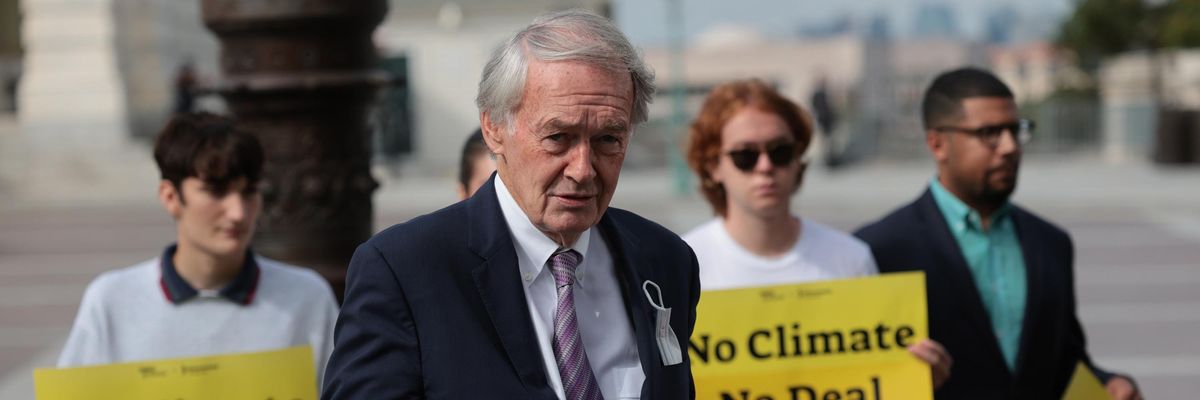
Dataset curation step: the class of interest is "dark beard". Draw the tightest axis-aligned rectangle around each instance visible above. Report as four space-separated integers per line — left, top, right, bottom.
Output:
979 186 1012 207
979 178 1016 207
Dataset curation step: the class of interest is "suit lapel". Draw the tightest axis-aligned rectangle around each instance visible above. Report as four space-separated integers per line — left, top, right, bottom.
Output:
467 176 554 397
915 190 1010 375
597 212 661 399
1010 207 1045 380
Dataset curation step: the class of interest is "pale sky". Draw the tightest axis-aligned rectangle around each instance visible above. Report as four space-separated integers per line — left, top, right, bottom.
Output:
611 0 1074 47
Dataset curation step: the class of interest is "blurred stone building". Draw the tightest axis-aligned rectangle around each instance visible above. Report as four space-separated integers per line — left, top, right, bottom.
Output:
5 0 609 200
640 30 892 165
372 0 610 174
639 31 989 163
7 0 1181 202
1100 50 1200 163
13 0 218 200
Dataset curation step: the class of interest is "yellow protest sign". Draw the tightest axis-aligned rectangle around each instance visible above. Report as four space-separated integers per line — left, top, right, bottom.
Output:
35 345 317 400
1063 361 1112 400
691 272 932 400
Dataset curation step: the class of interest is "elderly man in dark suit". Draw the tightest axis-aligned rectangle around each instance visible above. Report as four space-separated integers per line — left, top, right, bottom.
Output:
321 10 700 400
855 68 1140 400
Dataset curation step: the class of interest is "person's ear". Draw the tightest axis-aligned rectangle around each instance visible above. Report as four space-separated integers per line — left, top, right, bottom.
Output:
480 112 506 162
159 180 183 219
927 130 950 163
705 153 724 187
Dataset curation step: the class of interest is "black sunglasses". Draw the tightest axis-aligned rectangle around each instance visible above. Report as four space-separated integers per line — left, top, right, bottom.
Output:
726 142 798 172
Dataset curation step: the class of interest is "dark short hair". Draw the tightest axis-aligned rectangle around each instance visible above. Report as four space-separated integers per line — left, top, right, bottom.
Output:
458 128 489 189
153 112 264 199
686 79 813 217
921 67 1014 130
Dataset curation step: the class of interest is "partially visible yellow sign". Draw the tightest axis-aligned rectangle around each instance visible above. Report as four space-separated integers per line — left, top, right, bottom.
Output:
1063 361 1112 400
34 345 317 400
691 272 932 400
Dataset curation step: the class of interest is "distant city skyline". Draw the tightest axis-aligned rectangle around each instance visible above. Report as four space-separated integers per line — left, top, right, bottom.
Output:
612 0 1073 46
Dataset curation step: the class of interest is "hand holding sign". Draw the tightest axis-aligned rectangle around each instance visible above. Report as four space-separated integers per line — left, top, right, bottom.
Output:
906 338 952 389
1105 376 1140 400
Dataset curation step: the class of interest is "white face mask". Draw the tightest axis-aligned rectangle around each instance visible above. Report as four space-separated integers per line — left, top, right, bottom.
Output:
643 280 683 366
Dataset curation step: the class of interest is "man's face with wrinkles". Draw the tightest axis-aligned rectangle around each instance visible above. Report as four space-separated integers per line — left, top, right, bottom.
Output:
482 60 634 245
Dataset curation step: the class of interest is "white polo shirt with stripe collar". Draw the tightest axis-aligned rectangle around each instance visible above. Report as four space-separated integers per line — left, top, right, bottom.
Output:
58 245 339 382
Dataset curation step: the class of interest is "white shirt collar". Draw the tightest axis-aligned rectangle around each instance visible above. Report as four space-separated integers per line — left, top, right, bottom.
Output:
494 176 592 288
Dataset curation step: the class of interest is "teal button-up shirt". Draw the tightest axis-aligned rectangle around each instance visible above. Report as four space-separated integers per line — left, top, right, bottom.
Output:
930 178 1027 372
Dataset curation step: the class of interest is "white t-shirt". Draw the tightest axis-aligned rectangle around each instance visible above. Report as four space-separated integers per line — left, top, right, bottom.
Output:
58 256 339 381
683 217 878 291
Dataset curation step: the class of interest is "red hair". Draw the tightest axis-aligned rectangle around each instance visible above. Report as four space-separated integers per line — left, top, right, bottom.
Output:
685 79 813 217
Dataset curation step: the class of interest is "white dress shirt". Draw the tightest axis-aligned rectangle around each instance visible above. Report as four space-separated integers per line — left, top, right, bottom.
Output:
495 177 645 399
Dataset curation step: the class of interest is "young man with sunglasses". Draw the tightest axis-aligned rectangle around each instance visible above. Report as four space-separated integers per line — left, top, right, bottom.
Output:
683 79 953 388
855 68 1141 399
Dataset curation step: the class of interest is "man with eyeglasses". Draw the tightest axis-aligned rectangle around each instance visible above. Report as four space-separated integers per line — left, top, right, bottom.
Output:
855 68 1141 399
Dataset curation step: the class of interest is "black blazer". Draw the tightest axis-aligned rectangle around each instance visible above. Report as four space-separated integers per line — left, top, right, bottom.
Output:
854 189 1115 400
322 175 700 399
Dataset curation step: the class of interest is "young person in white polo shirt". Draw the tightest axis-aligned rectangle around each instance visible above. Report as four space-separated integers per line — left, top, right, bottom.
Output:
682 79 953 389
58 113 339 381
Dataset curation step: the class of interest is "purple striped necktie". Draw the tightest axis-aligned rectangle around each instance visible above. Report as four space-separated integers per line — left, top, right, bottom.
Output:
549 250 604 400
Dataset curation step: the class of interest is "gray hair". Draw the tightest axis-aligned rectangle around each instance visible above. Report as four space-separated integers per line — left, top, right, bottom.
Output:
476 9 656 130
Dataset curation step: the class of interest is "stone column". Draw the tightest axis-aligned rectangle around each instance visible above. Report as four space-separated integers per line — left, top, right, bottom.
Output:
201 0 387 300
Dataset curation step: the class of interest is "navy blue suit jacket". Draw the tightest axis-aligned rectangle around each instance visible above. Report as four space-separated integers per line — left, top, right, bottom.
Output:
322 176 700 399
854 189 1119 399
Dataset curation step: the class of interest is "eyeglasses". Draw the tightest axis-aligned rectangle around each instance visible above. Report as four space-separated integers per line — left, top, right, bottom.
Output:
725 142 798 172
934 118 1035 148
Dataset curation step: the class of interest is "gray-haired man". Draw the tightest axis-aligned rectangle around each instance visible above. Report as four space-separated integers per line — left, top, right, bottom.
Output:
321 10 700 400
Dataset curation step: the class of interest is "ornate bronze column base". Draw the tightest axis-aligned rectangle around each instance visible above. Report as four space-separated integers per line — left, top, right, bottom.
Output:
201 1 389 301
